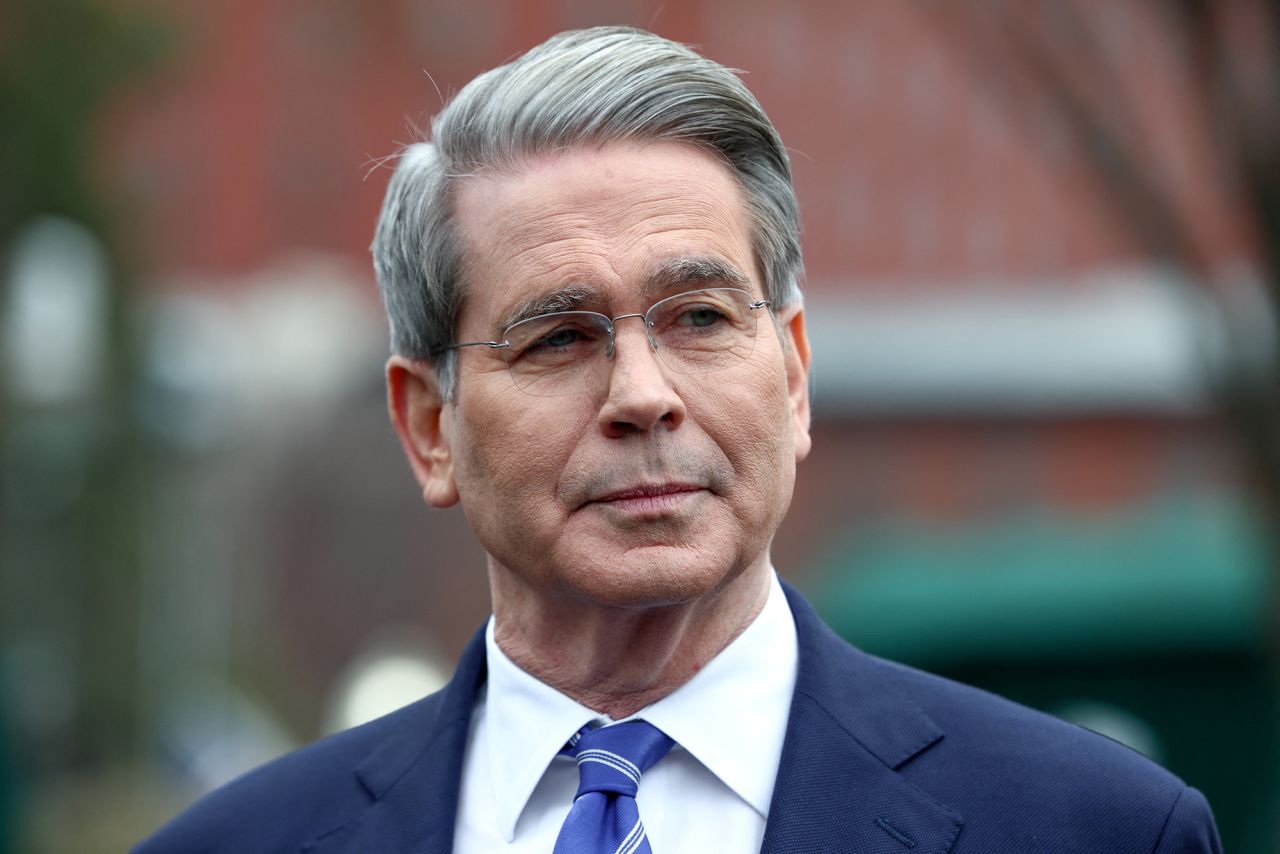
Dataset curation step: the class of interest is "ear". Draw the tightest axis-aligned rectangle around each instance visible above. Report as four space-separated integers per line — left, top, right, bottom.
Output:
778 305 812 463
386 355 459 507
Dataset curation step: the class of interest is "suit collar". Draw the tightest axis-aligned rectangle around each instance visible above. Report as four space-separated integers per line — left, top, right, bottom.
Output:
352 626 484 799
781 580 945 770
761 581 964 853
306 626 487 853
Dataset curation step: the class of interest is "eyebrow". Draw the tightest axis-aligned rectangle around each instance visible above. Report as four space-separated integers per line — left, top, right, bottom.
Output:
644 256 751 297
498 283 602 332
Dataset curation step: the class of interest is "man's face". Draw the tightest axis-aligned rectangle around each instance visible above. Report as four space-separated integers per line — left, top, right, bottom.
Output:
393 141 811 609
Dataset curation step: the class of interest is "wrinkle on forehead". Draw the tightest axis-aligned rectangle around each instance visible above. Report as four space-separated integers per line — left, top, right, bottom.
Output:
473 188 743 270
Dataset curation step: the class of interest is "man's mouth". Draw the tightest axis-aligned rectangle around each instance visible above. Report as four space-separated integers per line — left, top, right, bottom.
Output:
586 482 707 513
594 483 703 502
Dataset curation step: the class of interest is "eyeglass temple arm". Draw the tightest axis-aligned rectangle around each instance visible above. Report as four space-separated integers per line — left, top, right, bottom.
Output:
430 340 511 356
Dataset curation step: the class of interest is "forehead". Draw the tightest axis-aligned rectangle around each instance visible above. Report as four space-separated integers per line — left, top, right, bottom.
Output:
452 142 757 328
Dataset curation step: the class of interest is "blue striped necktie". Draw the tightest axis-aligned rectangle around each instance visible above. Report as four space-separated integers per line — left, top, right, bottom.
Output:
553 720 675 854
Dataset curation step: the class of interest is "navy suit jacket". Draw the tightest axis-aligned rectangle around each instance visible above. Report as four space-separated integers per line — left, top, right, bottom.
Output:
137 582 1221 852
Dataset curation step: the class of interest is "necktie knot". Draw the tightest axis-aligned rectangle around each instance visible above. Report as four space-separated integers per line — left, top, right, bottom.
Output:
565 720 674 799
553 719 673 854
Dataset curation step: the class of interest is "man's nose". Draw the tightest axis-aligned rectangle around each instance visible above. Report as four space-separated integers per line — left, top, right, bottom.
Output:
597 318 686 437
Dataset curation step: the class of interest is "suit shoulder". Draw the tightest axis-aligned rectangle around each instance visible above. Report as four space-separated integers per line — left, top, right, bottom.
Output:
865 653 1222 847
784 588 1223 851
876 654 1181 781
134 692 444 854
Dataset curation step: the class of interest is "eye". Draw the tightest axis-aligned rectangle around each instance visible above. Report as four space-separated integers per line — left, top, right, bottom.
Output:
650 290 743 337
508 315 605 363
681 306 724 328
537 326 586 349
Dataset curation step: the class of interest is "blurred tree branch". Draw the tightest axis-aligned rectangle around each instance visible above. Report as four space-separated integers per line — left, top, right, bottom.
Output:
926 0 1280 516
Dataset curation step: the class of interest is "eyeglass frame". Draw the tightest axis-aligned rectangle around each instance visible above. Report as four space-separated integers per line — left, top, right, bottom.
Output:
430 286 772 368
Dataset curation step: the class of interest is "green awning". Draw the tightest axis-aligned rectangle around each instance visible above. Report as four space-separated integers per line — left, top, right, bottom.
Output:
807 495 1274 667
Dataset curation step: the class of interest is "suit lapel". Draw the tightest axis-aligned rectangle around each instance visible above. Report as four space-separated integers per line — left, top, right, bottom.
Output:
305 627 487 853
761 584 964 853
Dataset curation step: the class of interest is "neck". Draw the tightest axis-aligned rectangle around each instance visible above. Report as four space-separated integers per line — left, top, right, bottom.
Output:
488 560 772 719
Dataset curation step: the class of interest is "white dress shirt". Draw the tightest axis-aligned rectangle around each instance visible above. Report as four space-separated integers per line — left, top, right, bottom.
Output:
453 570 799 853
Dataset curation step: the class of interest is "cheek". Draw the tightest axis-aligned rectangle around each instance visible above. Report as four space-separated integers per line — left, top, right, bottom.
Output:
699 364 795 489
453 419 569 560
455 398 585 511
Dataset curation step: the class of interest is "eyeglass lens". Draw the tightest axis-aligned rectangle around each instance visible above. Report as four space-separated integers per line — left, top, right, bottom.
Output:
499 287 762 396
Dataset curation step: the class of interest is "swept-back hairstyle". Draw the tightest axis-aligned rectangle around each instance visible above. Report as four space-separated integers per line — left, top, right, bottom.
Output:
371 26 802 399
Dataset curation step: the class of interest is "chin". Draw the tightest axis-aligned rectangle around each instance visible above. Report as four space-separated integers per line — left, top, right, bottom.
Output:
555 542 750 610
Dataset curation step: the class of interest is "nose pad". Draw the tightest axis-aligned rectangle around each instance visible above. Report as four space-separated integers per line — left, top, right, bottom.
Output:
605 314 658 361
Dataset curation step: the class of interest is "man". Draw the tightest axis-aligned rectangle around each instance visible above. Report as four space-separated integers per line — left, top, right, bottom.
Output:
138 27 1221 853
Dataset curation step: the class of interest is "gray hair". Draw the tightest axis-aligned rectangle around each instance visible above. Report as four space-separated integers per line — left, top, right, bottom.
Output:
371 26 803 400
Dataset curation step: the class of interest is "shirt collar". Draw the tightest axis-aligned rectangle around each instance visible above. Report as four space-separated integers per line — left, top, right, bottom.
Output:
483 617 599 842
483 570 798 840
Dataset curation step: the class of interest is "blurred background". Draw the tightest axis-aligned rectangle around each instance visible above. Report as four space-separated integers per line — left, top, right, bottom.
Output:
2 0 1278 851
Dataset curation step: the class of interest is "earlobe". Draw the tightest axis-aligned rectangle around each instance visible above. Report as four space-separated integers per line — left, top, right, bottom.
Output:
781 307 813 463
386 356 459 507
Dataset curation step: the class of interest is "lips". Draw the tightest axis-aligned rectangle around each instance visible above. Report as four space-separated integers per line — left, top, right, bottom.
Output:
590 482 705 504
